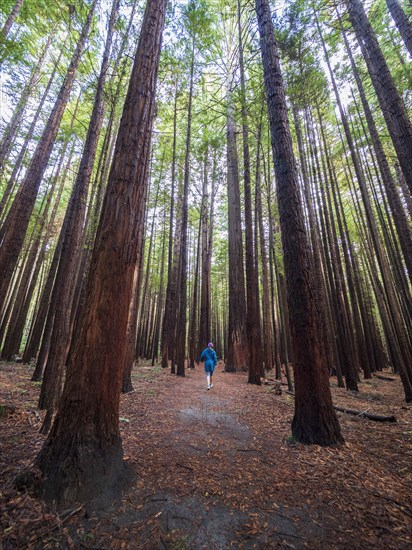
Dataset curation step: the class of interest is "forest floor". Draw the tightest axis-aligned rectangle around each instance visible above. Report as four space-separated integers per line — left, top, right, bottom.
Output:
1 360 412 549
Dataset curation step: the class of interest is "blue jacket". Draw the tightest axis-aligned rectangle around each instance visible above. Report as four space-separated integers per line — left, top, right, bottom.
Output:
200 347 217 368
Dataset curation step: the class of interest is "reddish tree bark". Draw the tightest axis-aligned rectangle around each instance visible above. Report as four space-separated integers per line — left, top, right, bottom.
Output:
23 0 167 506
0 0 97 309
345 0 412 195
256 0 343 445
226 91 248 372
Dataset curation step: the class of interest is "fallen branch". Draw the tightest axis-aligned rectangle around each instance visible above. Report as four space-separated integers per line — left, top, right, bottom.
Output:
30 504 84 543
176 462 193 471
283 391 397 422
333 406 397 423
374 374 397 382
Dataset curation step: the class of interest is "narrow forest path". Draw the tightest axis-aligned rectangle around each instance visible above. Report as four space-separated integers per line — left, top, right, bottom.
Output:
1 361 412 549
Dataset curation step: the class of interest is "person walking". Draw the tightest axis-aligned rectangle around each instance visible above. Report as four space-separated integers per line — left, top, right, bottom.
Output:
200 342 218 390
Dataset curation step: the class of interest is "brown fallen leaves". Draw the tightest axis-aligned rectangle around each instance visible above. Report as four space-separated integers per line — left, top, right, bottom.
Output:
0 360 411 549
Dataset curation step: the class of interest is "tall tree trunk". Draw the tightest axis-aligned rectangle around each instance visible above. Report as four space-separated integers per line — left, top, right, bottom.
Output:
198 149 211 353
38 0 120 433
188 210 201 369
122 265 139 393
256 122 273 373
0 0 97 309
23 143 77 370
175 42 195 378
344 0 412 195
386 0 412 57
0 0 23 38
238 0 262 384
161 85 178 369
0 36 67 223
318 13 412 395
151 208 168 365
0 158 62 360
226 89 248 373
26 0 167 506
294 105 339 383
339 14 412 285
256 0 343 445
0 27 55 171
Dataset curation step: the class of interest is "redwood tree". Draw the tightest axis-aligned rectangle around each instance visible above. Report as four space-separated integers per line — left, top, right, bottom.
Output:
0 0 97 309
20 0 168 505
255 0 343 445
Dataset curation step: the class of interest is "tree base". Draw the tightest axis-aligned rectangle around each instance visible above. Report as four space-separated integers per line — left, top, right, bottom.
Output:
292 415 344 447
15 443 134 511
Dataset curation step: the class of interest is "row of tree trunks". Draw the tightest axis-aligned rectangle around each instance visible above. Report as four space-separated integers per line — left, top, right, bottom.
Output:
0 0 98 310
344 0 412 195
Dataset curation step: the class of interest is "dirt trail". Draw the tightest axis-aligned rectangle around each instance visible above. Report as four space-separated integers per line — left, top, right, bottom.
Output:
1 360 412 549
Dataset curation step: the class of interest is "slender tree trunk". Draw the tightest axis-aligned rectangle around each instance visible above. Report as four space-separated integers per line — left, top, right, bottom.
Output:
318 14 412 395
24 144 77 370
344 0 412 195
386 0 412 57
256 125 273 373
0 36 67 223
226 88 248 373
339 15 412 285
0 0 97 308
238 0 262 384
176 42 196 378
27 0 167 506
256 0 343 445
198 149 211 353
151 209 167 365
294 105 339 383
0 27 55 171
0 161 62 360
188 211 201 369
161 86 178 369
122 265 139 393
0 0 23 38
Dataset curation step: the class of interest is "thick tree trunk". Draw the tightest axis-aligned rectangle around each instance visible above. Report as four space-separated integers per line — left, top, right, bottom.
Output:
256 0 343 445
38 0 120 432
26 0 167 506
